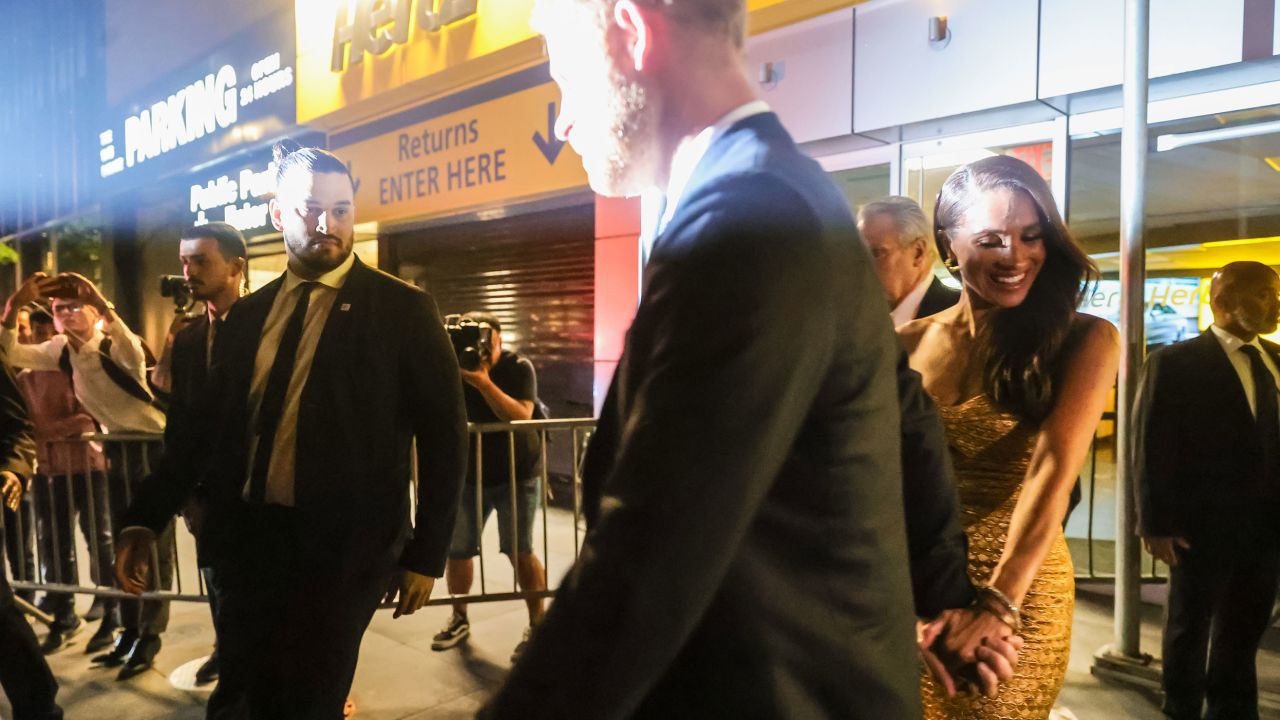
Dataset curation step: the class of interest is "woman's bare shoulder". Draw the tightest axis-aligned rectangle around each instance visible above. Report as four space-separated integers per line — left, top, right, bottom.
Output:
1071 312 1121 351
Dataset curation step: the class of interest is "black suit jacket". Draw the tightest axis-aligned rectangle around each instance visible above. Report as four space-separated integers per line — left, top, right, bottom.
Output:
1135 330 1280 538
0 358 35 483
915 276 961 319
127 258 467 578
164 315 211 465
484 113 948 720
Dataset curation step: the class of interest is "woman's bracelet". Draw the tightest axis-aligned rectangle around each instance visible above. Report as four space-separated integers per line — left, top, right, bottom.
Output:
974 584 1022 633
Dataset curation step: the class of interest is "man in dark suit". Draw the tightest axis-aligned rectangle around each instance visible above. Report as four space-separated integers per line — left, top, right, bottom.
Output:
117 143 468 718
481 2 1016 718
148 221 248 685
0 360 62 719
858 196 960 326
1136 260 1280 720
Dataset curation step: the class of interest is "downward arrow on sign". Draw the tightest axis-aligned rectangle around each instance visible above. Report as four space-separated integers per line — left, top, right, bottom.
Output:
532 101 566 165
346 161 362 193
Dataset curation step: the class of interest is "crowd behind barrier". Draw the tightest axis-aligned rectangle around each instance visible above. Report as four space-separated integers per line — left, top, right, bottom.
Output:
1 420 599 616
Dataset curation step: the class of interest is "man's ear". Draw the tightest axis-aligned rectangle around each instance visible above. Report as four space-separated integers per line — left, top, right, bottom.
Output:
269 198 284 232
614 0 660 73
911 237 928 267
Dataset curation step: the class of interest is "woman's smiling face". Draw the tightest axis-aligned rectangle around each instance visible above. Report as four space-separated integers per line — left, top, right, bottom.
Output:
945 186 1047 309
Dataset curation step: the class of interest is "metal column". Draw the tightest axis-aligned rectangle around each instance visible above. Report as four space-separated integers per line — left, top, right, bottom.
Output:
1114 0 1150 661
1093 0 1154 685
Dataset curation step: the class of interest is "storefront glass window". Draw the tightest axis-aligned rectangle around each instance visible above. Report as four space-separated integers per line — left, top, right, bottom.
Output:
1065 102 1280 576
1069 103 1280 345
828 163 892 217
905 141 1054 226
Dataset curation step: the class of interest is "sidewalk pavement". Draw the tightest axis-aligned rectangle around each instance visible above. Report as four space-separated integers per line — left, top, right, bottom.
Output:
5 506 1278 719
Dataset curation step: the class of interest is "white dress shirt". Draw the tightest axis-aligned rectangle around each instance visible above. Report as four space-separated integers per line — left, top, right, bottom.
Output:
246 251 356 506
1 323 165 434
640 100 772 267
1210 324 1280 420
891 273 937 328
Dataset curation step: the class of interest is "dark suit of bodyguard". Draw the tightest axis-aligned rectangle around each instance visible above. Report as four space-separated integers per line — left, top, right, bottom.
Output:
1135 262 1280 720
123 146 467 719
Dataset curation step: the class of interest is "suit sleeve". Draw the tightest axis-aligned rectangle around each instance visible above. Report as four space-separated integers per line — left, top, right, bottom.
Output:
122 331 213 534
0 360 35 480
897 350 973 617
399 290 467 577
1134 349 1180 537
482 180 839 720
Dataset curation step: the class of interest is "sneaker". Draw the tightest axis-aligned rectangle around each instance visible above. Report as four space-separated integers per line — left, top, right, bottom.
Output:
510 626 532 663
430 613 470 651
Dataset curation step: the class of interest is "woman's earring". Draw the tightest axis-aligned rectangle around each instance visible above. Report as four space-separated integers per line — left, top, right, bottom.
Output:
943 256 960 273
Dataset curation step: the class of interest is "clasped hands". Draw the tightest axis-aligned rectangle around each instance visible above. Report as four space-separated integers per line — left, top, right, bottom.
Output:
917 604 1024 698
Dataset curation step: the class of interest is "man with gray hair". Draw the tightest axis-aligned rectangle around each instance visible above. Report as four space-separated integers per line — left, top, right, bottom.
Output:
858 196 959 326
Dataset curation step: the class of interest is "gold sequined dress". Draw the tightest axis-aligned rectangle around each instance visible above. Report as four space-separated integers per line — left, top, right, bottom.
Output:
921 395 1074 720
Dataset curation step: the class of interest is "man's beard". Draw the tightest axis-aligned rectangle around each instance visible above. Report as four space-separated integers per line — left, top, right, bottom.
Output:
589 60 662 198
285 230 352 275
1240 311 1280 336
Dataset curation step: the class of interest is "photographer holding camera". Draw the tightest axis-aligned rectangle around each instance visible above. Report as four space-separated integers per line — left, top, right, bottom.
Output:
1 271 172 679
433 311 547 661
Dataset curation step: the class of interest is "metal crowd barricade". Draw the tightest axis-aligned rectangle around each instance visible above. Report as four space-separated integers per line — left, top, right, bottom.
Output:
0 422 601 615
3 432 210 615
427 418 596 608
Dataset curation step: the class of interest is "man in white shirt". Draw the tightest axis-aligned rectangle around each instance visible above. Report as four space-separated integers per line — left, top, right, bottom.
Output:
1136 261 1280 720
857 196 959 327
0 272 172 678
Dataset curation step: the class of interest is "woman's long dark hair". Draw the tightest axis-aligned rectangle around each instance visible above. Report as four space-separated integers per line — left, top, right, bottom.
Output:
933 155 1098 425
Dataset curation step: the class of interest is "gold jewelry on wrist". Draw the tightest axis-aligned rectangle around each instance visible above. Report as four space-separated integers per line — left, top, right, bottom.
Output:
974 584 1022 633
100 300 116 314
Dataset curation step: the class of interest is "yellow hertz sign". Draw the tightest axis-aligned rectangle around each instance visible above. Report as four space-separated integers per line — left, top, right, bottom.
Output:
335 80 586 224
331 0 477 71
299 0 805 123
296 0 538 123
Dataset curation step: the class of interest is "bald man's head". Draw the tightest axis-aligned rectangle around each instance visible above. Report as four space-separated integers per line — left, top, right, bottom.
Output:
1210 261 1280 340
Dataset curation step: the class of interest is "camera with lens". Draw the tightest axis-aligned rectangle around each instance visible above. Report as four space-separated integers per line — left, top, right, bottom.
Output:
444 314 495 371
158 275 194 313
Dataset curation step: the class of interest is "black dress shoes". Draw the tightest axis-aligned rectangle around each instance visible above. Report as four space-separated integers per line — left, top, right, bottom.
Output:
90 628 138 667
195 649 219 685
116 634 162 680
40 617 83 655
85 612 121 654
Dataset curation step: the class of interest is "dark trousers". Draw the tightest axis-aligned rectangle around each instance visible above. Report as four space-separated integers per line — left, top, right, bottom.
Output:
200 560 222 649
32 472 117 627
106 441 173 635
207 505 394 720
0 536 63 719
2 497 35 602
1162 520 1280 720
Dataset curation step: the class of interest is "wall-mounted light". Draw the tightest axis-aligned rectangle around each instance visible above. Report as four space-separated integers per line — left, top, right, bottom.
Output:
928 16 951 48
758 61 785 90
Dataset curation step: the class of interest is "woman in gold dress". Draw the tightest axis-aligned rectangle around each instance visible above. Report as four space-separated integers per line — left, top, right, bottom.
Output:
899 155 1119 719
